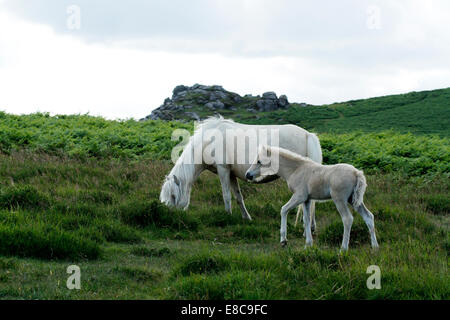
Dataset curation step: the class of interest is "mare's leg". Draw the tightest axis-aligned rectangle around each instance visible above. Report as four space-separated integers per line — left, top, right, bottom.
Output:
354 202 379 249
333 198 354 251
217 165 232 214
230 175 252 220
303 200 314 247
295 205 302 228
280 193 305 246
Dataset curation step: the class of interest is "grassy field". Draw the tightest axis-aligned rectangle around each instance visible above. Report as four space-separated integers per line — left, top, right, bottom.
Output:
0 88 449 299
0 152 448 299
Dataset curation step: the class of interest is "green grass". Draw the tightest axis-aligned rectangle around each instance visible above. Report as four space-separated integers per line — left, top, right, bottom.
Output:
0 224 100 260
0 151 447 299
0 87 448 299
0 185 49 210
237 88 450 137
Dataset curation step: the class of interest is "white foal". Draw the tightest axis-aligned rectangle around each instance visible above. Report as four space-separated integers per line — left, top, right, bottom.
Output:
246 145 379 251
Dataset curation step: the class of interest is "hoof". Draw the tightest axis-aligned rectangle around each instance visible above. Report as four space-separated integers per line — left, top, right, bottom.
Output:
280 240 288 247
244 215 252 221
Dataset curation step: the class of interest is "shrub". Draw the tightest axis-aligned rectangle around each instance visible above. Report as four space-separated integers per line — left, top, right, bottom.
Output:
260 203 279 218
201 208 242 227
423 194 450 215
175 252 229 276
318 219 370 247
168 271 277 299
0 225 100 260
97 222 141 243
51 202 100 216
0 112 192 159
119 199 199 231
59 215 94 231
115 266 162 282
0 185 49 210
374 206 398 222
0 257 17 270
79 190 114 204
131 246 171 257
284 247 342 270
230 225 271 240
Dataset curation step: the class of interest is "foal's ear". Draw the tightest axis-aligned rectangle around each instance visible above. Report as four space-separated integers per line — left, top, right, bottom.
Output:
259 145 267 154
173 175 180 186
262 145 271 157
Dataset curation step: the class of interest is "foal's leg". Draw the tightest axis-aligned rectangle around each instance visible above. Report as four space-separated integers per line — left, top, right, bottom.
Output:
303 200 314 247
280 193 305 246
310 201 317 232
296 201 317 237
230 175 252 220
217 165 232 214
333 199 354 251
354 202 379 249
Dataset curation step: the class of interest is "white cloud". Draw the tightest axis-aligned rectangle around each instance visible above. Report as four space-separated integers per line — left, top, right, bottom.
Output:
0 2 449 120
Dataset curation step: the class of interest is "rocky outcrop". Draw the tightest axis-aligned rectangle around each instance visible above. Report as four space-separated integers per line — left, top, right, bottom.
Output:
142 84 292 121
254 92 290 112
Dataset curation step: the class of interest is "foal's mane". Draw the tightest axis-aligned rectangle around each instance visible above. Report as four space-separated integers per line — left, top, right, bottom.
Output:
264 145 314 164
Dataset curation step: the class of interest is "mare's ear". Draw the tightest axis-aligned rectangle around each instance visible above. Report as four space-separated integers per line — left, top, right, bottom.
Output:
173 175 180 186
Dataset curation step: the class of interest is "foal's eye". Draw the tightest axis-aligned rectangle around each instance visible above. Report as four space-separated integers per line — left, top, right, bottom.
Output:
257 160 261 165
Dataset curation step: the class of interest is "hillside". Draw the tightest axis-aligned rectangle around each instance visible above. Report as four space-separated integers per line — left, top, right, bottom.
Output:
246 88 450 136
0 87 449 300
145 86 450 136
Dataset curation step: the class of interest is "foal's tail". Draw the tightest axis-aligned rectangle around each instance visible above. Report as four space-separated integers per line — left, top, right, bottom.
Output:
352 170 367 207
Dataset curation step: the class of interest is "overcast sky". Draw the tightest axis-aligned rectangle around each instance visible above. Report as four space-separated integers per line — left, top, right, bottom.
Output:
0 0 449 120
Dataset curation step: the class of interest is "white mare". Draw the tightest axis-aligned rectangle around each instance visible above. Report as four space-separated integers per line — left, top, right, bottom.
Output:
246 145 379 251
160 117 322 225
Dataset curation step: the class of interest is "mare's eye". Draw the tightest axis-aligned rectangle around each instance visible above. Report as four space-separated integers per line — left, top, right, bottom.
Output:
257 160 261 165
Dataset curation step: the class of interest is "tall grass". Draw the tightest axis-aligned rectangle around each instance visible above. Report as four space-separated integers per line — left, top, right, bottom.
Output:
0 110 448 299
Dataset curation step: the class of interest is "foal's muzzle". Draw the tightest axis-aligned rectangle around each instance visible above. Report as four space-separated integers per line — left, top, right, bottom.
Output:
246 172 253 181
